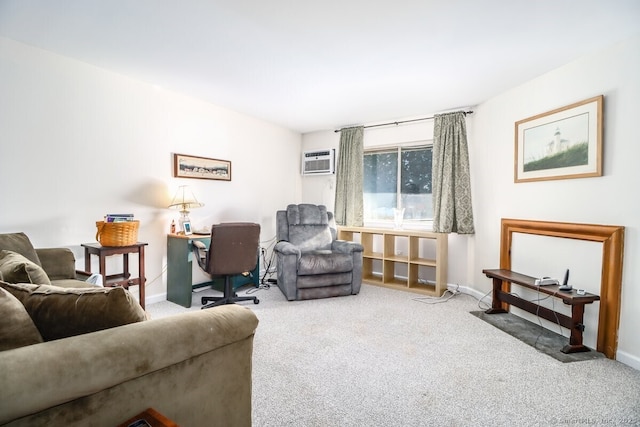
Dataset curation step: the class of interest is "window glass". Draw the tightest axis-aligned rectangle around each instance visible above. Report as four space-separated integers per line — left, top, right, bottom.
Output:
401 147 433 220
364 145 432 223
363 150 397 220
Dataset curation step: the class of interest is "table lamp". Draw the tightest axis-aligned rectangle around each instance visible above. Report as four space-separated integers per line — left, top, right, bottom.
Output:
169 185 204 230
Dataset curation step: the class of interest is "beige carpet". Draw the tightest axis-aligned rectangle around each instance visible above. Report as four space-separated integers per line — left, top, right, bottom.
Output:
147 283 640 426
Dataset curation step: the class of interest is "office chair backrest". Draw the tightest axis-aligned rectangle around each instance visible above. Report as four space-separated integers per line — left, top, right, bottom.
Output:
206 222 260 276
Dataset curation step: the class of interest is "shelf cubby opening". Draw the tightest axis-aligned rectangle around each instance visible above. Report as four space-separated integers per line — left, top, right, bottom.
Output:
338 226 447 297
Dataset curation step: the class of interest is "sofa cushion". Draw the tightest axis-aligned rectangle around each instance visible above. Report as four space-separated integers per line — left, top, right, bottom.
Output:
0 281 147 341
0 250 51 285
0 232 42 266
50 278 99 289
0 287 44 350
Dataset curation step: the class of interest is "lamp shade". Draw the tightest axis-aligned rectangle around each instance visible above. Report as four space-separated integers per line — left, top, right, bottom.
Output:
169 185 204 212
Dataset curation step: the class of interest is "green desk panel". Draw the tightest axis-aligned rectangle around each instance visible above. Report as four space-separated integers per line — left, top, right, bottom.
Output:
167 234 259 308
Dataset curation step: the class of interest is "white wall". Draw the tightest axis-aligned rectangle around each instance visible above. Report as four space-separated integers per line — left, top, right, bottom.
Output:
0 37 302 301
470 34 640 368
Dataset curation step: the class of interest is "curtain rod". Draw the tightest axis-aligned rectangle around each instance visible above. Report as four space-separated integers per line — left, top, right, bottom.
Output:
333 110 474 133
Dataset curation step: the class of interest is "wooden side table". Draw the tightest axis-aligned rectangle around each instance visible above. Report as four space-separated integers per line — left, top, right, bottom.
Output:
118 407 178 427
82 242 148 309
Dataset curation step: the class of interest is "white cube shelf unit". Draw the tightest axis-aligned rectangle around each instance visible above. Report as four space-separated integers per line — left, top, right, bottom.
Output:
337 227 448 297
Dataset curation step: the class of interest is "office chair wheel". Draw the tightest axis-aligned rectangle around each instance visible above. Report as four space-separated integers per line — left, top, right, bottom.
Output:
254 298 259 304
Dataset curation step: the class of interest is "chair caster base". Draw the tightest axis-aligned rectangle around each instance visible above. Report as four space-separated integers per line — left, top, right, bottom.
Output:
201 294 259 309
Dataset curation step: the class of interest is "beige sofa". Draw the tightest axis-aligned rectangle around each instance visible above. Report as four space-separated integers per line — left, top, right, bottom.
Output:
0 233 258 426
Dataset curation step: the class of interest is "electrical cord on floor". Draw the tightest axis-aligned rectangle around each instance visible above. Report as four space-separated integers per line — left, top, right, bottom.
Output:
245 282 271 294
475 289 493 311
412 284 462 305
495 288 565 351
259 248 277 287
253 235 278 288
424 282 491 310
531 288 565 351
507 290 563 335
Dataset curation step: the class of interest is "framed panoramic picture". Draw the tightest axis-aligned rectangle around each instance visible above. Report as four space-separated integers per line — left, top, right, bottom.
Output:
514 95 603 183
173 153 231 181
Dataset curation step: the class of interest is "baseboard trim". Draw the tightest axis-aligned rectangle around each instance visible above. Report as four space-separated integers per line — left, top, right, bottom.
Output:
449 284 491 305
616 350 640 371
144 292 167 306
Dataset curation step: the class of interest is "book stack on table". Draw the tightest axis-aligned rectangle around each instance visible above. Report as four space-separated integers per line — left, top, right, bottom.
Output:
105 213 135 223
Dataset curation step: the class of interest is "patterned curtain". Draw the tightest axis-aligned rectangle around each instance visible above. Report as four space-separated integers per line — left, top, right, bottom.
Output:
432 112 475 234
334 126 364 226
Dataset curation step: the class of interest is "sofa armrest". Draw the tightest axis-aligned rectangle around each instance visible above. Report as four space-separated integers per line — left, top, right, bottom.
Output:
74 269 92 281
35 247 77 280
332 240 364 254
0 304 258 425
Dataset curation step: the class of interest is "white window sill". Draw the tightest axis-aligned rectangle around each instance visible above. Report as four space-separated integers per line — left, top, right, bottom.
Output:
363 220 434 232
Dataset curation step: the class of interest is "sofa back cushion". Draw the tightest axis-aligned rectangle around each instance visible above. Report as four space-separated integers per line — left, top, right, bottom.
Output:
0 281 147 341
0 287 44 351
0 232 42 266
0 250 51 285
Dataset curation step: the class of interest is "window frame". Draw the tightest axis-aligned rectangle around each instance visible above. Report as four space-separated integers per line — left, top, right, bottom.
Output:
363 141 434 230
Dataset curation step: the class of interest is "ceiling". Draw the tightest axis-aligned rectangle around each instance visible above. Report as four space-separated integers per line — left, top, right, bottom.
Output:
1 1 639 133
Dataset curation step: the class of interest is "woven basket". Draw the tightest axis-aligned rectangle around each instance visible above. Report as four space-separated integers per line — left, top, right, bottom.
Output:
95 220 139 247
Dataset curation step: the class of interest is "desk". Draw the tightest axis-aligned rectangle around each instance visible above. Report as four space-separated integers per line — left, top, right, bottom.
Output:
82 242 148 309
483 269 600 353
167 234 259 308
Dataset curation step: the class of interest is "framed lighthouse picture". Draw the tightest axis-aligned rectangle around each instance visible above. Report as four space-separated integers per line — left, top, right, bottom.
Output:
514 95 603 183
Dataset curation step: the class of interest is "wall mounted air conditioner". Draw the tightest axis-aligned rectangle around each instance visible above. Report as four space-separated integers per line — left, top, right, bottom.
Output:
302 149 335 175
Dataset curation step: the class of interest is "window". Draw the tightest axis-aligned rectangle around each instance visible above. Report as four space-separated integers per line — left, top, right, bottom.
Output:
363 144 433 223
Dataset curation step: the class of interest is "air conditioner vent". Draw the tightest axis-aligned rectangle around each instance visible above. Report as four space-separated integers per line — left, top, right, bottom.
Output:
302 149 335 175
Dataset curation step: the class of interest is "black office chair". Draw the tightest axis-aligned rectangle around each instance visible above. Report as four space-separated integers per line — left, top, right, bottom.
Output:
193 222 260 309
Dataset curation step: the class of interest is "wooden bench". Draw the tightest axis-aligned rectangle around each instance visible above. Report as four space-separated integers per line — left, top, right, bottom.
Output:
483 269 600 354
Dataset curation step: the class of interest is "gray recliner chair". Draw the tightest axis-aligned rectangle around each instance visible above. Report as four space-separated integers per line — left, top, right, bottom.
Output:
274 204 363 301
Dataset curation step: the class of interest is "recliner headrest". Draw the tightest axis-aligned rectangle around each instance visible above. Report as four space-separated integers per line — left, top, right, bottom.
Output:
286 204 329 225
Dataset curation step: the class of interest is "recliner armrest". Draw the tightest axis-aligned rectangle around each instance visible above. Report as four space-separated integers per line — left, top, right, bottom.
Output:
332 240 364 254
274 241 301 257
